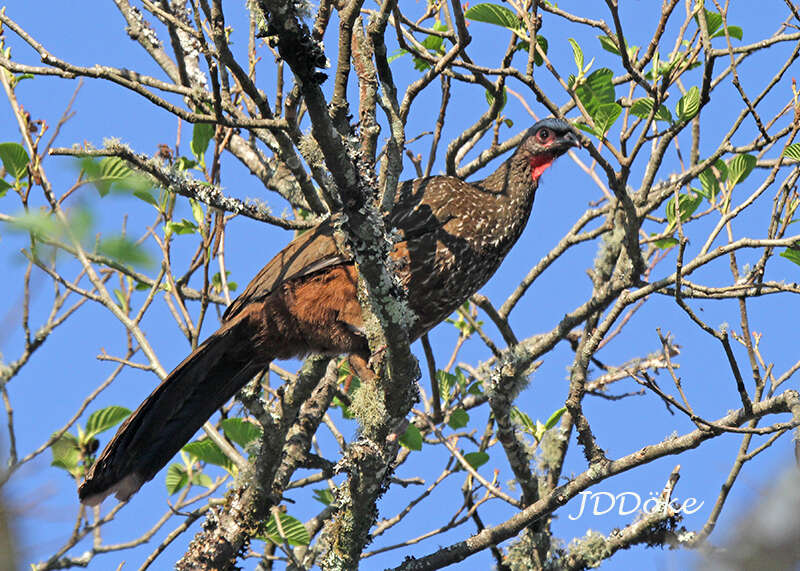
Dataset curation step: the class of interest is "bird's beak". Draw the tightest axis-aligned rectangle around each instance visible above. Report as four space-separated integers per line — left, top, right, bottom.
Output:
561 130 580 150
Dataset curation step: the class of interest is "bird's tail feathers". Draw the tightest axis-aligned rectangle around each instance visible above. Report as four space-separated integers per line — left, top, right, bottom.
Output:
79 320 266 506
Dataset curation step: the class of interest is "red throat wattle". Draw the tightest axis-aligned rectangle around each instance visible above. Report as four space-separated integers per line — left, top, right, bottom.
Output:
529 153 555 182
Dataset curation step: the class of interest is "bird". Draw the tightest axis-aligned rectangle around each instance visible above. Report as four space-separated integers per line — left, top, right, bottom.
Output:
78 117 579 506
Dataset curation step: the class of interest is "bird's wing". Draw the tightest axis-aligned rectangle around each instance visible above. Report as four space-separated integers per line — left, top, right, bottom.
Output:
386 177 462 240
224 175 468 322
222 220 348 321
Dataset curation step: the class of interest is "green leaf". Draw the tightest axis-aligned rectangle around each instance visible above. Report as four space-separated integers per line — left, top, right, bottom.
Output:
8 210 62 239
653 235 679 249
537 36 548 58
448 408 469 429
780 247 800 266
568 38 584 72
454 367 469 389
405 21 449 71
574 68 615 117
50 432 82 478
695 6 742 38
462 451 489 470
211 270 238 293
782 143 800 160
112 288 128 312
648 50 690 81
190 199 204 227
11 73 35 87
437 370 458 405
445 306 481 337
713 158 729 183
533 421 548 442
516 35 548 66
411 56 430 71
183 439 236 475
697 9 723 35
467 380 484 396
726 154 756 187
6 208 81 243
422 22 447 54
98 235 154 268
332 361 361 419
464 3 520 30
166 463 190 495
165 463 212 494
220 418 262 448
711 25 743 40
191 123 214 163
676 86 700 121
165 218 198 236
695 159 729 197
543 407 566 431
728 26 743 40
263 512 310 547
485 86 507 112
702 9 737 39
574 123 599 138
133 189 158 207
597 34 637 59
399 424 423 451
337 358 353 383
593 102 622 135
0 178 11 197
666 193 703 225
313 488 334 506
654 103 673 123
192 472 213 488
664 196 680 225
84 406 131 441
510 407 536 434
175 156 197 171
645 49 691 81
630 98 653 119
0 142 29 181
387 49 409 64
651 49 660 80
80 157 149 197
697 168 719 200
630 97 673 124
644 47 688 80
598 34 620 55
567 73 576 90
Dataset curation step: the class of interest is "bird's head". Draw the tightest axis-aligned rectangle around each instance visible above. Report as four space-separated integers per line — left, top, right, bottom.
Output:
518 118 579 182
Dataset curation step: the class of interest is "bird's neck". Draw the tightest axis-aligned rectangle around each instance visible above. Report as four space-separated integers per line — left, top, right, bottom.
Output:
479 147 549 196
473 148 544 252
482 148 548 207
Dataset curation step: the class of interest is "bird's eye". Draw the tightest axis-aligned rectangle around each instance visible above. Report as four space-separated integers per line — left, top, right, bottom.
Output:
536 128 551 142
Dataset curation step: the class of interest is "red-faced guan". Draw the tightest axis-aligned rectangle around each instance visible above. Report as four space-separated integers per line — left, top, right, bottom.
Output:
79 117 579 505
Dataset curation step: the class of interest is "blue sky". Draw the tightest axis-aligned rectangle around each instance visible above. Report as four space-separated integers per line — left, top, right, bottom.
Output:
1 2 799 570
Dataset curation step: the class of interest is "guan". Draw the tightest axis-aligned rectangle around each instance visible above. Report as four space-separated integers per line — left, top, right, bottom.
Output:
79 117 579 505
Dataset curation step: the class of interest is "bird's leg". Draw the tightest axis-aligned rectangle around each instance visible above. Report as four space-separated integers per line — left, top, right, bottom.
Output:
366 344 388 370
347 352 377 387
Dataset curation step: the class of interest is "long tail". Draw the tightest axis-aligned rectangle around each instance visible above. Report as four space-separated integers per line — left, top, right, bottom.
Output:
79 319 266 506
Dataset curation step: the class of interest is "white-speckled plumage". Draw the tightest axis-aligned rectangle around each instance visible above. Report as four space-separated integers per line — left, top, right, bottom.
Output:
385 118 578 336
